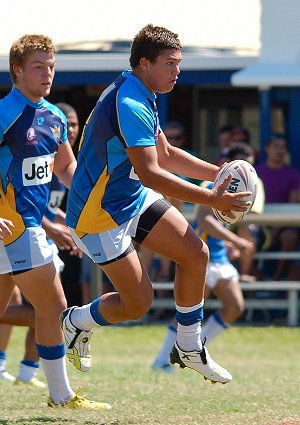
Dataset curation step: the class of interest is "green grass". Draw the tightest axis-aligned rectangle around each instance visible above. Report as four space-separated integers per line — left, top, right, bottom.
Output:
1 325 300 425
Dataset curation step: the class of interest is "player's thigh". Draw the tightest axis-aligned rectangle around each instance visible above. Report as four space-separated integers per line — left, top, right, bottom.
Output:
212 278 244 308
0 275 16 316
141 206 206 266
11 262 66 315
101 249 153 307
9 285 22 304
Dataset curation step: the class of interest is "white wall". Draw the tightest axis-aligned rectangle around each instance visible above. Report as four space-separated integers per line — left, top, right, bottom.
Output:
261 0 300 62
0 0 260 55
232 0 300 86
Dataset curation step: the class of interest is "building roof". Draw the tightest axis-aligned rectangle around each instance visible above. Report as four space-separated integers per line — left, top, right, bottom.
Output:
0 0 260 72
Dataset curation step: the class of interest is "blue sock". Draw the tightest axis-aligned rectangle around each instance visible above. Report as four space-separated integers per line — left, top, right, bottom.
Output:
90 296 111 326
21 360 39 368
0 351 6 360
212 312 229 329
36 343 65 360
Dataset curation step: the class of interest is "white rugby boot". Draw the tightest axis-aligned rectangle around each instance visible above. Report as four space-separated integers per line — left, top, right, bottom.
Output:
0 370 16 382
60 307 92 372
170 340 232 384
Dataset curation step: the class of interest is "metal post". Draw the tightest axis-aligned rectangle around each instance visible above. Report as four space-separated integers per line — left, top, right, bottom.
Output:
287 289 298 327
259 86 272 162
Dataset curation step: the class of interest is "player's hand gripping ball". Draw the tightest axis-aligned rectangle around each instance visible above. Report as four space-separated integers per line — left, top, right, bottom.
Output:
212 160 258 225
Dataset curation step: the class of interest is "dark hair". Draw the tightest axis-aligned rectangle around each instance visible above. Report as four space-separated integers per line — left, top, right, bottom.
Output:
226 142 255 161
218 125 234 134
55 102 77 116
267 133 286 145
129 24 182 68
231 127 250 143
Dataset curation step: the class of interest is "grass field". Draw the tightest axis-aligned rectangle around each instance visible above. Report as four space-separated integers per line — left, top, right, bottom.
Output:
0 324 299 425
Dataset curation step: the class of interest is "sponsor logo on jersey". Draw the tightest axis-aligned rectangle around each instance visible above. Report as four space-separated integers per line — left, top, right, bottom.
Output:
50 125 61 141
37 117 45 126
26 127 38 145
22 153 55 186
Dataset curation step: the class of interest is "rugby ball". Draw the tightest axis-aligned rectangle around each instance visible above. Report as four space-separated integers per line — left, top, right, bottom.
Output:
212 160 258 225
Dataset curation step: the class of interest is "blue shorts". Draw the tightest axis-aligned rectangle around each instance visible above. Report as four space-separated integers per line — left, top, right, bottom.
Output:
0 227 53 274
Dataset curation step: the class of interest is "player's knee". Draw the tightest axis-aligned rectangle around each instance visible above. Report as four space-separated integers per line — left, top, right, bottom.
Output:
183 241 209 275
230 297 245 319
124 294 153 320
35 295 67 319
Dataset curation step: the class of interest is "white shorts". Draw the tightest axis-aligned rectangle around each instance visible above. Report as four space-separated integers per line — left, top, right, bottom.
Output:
70 189 164 265
48 242 65 274
0 227 53 274
205 261 239 289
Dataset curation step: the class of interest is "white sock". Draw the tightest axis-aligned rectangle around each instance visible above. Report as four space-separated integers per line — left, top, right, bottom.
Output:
17 363 38 382
70 304 98 331
0 358 6 372
175 300 204 351
152 324 177 367
176 321 202 352
202 313 230 346
40 356 74 404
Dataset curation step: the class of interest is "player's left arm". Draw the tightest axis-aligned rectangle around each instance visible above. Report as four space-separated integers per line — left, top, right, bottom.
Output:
53 141 77 189
157 131 219 182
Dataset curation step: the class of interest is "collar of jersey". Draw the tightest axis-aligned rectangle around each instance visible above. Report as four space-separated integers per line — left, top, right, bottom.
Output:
122 69 156 102
12 87 45 109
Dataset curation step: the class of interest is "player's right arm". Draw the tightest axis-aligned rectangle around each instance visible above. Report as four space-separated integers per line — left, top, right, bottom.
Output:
126 145 251 217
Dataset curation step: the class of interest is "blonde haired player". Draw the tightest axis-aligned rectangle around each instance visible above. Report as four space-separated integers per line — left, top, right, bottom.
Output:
0 34 110 409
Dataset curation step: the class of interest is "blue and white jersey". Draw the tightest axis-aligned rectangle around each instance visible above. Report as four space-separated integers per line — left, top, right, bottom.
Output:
0 87 68 246
193 181 229 264
66 70 160 234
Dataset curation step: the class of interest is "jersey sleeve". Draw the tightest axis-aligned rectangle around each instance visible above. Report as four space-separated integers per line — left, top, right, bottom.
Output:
117 96 157 148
